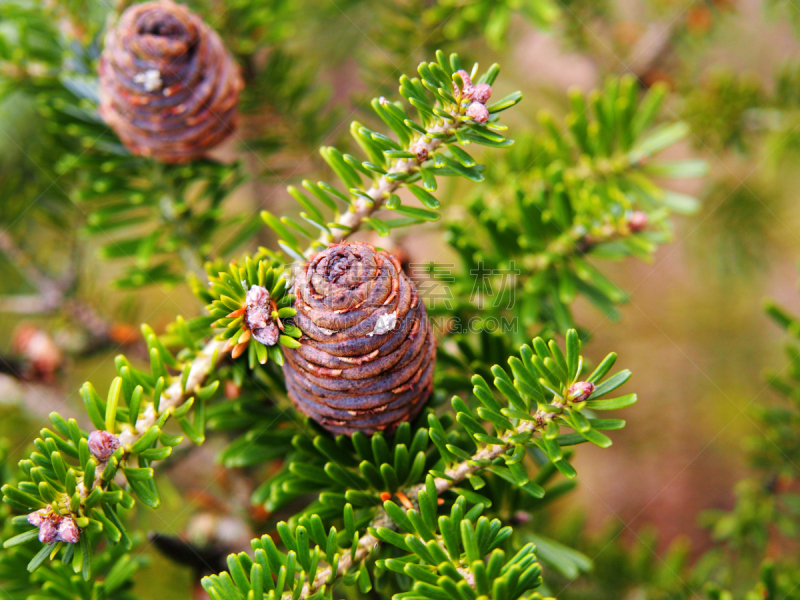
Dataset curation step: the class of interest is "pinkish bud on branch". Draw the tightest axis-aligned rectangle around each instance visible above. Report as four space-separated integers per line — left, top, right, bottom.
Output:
471 83 492 104
453 69 473 97
88 430 121 461
244 285 279 347
628 211 649 233
27 506 81 544
466 102 489 124
567 381 595 403
56 517 81 544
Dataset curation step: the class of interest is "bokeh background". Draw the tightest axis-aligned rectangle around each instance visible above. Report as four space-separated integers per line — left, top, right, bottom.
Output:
3 0 800 596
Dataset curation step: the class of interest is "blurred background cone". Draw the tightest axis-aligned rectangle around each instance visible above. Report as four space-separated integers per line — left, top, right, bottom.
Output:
98 0 243 163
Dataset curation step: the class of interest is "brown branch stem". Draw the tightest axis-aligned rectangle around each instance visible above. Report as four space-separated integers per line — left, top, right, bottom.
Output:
117 338 226 449
308 114 460 256
0 231 115 349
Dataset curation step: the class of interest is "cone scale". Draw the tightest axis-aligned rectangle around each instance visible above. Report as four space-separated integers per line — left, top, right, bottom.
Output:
283 242 436 435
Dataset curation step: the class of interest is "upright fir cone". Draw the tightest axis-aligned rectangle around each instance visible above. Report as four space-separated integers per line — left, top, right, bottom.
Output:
283 242 436 435
98 0 244 163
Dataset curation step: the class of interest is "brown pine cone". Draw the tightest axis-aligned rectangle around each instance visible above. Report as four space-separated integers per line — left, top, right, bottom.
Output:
283 241 436 436
98 0 243 164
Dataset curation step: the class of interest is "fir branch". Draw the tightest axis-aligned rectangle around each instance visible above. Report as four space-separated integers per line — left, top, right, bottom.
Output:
439 78 707 335
309 118 455 254
262 52 521 262
0 231 62 303
298 519 387 597
202 330 634 600
297 401 567 598
0 231 114 348
0 295 53 315
427 405 566 495
0 258 297 579
116 338 226 449
0 331 229 574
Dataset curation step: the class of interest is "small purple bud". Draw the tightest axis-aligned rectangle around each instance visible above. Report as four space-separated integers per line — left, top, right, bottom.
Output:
56 516 80 544
27 507 49 527
409 142 428 162
471 83 492 104
628 211 649 233
513 511 531 524
567 381 595 403
453 69 473 96
38 518 58 544
87 430 120 462
245 306 268 331
466 102 489 124
245 285 279 345
246 285 270 308
252 321 280 346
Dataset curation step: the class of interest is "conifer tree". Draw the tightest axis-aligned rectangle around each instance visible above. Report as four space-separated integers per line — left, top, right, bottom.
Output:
1 1 799 599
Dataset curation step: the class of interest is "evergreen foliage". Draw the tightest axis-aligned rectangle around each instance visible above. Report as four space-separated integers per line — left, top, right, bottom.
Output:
1 1 799 600
441 76 705 338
